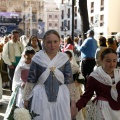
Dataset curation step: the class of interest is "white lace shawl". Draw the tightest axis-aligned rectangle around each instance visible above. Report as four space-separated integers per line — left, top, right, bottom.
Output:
32 50 69 84
90 66 120 101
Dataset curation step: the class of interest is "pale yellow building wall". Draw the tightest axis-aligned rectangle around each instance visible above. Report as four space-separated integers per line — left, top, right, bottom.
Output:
107 0 120 34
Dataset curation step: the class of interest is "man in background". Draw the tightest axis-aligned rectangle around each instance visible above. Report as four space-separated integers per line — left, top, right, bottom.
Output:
77 30 98 88
2 30 24 93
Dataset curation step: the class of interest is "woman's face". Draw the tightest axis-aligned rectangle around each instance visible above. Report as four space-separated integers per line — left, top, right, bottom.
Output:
44 33 60 55
31 37 37 46
101 53 117 72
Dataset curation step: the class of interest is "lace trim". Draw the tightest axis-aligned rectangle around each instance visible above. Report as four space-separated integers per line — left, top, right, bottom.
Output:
67 83 76 100
23 82 35 100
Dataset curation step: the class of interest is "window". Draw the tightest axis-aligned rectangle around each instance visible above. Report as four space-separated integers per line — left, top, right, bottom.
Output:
49 23 52 27
91 2 94 13
55 23 58 27
68 20 70 30
55 15 57 18
100 15 104 26
32 12 37 22
100 0 104 11
90 16 94 23
61 10 64 19
111 32 117 39
74 19 77 29
67 8 70 18
61 22 64 31
61 35 64 39
100 33 103 35
74 7 77 17
49 15 52 19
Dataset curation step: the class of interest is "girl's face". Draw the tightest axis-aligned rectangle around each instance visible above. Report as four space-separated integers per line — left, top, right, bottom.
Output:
31 37 37 46
101 53 117 72
43 33 60 56
24 54 34 64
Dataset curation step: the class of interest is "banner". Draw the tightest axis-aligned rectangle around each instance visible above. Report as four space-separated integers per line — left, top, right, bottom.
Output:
0 25 18 34
0 12 22 35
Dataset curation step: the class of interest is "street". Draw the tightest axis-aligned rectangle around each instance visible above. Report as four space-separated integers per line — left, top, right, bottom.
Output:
0 89 11 120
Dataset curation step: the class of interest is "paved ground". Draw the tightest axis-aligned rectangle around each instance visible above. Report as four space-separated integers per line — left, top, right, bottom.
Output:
0 86 94 120
0 89 11 120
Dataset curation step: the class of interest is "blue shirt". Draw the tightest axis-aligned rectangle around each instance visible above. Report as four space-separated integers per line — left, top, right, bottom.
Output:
116 43 120 62
77 37 98 59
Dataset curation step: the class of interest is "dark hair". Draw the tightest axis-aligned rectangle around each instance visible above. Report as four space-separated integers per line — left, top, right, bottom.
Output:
43 29 60 40
65 51 72 58
108 38 114 44
25 49 35 55
99 36 107 47
79 34 82 38
66 36 74 45
100 48 117 60
11 30 19 35
27 35 42 50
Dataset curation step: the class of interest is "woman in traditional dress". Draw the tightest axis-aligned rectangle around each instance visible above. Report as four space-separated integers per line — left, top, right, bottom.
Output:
23 30 77 120
26 35 42 52
76 48 120 120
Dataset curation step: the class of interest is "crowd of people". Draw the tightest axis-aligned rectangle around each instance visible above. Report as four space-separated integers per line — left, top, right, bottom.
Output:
0 29 120 120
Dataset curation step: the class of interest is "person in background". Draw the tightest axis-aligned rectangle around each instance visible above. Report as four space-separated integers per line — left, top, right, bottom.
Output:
0 36 9 106
0 36 10 89
62 36 74 52
4 46 35 120
7 34 12 41
65 51 80 79
116 32 120 68
26 35 42 52
0 72 2 106
20 35 28 48
95 36 107 67
76 30 98 88
76 48 120 120
23 30 77 120
65 50 85 120
2 30 24 93
78 34 82 46
107 38 117 51
74 37 81 65
12 46 35 107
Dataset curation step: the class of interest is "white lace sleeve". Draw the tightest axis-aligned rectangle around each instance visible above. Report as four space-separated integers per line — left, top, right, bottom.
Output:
67 83 76 101
23 82 35 100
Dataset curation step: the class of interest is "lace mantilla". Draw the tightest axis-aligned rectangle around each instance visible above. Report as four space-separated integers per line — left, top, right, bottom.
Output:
23 82 35 100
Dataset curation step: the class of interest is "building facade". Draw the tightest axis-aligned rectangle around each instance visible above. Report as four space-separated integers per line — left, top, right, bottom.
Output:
87 0 120 39
0 0 45 37
60 0 82 39
43 1 60 32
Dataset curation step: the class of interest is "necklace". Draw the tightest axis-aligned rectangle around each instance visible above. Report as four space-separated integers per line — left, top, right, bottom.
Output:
105 71 113 74
102 67 113 74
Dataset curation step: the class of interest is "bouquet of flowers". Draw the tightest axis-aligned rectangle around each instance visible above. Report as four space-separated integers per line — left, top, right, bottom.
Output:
13 108 40 120
14 108 31 120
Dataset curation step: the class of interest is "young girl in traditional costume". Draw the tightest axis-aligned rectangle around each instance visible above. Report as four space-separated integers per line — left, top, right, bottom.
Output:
76 48 120 120
65 50 85 120
12 46 35 108
4 46 35 120
23 30 77 120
